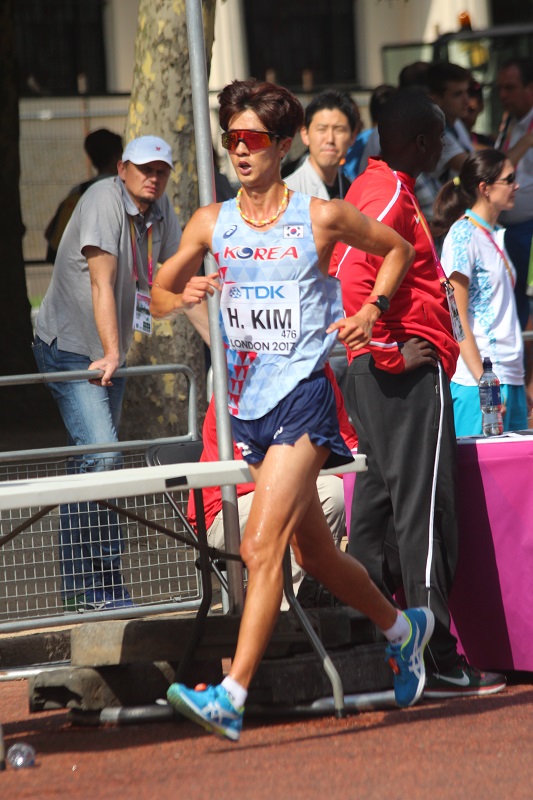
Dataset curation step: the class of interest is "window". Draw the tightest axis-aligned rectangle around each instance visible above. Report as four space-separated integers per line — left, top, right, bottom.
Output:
15 0 106 96
491 0 533 25
244 0 356 91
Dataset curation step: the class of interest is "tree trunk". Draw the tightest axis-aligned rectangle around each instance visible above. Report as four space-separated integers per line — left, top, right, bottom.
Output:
0 0 61 428
120 0 216 442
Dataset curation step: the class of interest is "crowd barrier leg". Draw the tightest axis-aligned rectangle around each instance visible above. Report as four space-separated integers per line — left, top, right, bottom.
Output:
282 549 346 718
174 487 213 683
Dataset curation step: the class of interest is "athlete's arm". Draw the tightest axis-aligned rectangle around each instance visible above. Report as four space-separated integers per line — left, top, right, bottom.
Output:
150 204 220 318
183 303 211 346
311 198 414 350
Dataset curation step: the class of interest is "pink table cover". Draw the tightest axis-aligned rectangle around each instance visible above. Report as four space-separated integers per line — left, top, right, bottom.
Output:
343 435 533 672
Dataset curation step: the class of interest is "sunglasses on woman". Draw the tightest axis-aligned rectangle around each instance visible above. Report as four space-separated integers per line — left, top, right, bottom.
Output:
492 172 517 185
221 129 280 152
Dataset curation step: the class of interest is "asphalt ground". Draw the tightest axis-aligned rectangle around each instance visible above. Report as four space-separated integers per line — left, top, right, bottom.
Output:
3 377 533 798
1 676 533 800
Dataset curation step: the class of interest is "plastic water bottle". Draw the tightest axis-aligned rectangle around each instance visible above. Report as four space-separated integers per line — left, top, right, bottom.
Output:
478 357 503 437
6 743 36 769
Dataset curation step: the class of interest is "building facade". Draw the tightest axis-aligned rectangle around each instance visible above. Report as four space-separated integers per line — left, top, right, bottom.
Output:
17 0 500 264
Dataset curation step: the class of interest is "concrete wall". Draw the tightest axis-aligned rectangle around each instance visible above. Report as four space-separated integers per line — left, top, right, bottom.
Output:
20 96 130 263
20 0 495 264
102 0 140 93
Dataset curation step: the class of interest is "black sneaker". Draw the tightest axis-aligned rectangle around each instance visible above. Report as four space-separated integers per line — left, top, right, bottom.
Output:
424 656 506 699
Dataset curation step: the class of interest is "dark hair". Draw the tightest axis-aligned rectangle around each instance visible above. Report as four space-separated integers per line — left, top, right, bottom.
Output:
398 61 430 90
427 61 471 95
499 57 533 86
432 149 507 237
84 129 123 171
369 84 396 124
377 88 443 154
218 79 303 139
303 89 360 132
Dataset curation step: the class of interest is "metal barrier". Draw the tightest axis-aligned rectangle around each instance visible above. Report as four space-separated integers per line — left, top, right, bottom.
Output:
0 364 205 634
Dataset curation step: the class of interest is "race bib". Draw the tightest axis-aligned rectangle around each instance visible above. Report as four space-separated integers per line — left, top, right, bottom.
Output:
220 280 301 354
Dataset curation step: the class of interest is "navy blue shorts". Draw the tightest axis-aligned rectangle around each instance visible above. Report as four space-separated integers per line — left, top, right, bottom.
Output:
230 370 353 468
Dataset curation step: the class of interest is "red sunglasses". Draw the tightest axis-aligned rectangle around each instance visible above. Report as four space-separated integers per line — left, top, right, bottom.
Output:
221 129 280 152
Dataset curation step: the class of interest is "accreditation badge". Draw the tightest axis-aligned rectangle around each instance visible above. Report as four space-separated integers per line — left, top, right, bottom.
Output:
444 281 465 343
133 289 152 335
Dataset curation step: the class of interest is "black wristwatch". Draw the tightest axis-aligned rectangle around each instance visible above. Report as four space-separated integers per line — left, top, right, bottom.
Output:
363 294 390 314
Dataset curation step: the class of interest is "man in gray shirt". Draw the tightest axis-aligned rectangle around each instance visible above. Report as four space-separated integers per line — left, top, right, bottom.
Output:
34 135 182 612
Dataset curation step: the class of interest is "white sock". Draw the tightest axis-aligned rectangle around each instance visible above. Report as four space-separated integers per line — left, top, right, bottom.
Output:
221 676 247 709
383 611 410 645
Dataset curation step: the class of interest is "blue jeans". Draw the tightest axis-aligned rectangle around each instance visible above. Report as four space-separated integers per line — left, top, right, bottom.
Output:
33 336 127 601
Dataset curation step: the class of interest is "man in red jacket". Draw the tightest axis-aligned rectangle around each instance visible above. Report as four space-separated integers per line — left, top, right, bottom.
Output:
330 89 505 698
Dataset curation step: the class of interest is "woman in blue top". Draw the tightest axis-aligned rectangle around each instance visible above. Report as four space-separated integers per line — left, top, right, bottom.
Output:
434 149 530 436
151 79 436 740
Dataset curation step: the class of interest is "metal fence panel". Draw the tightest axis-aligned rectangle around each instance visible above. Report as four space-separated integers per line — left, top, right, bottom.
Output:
0 364 203 633
0 449 202 632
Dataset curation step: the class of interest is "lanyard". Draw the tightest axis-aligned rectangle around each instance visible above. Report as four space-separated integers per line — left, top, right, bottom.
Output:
464 210 515 288
392 171 448 284
129 219 153 287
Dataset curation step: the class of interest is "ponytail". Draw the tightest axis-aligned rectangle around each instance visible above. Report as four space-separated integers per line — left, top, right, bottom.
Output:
432 177 473 238
431 148 507 238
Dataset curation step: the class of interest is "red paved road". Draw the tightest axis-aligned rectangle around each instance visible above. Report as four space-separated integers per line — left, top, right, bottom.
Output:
1 678 533 799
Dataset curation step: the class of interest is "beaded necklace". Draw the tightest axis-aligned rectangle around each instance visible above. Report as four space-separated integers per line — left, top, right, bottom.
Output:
236 183 289 228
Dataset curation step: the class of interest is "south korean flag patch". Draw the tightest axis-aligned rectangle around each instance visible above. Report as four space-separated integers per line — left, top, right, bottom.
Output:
283 224 303 239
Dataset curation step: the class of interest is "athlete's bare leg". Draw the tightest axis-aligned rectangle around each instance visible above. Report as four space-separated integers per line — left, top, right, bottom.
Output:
291 491 395 614
227 436 398 689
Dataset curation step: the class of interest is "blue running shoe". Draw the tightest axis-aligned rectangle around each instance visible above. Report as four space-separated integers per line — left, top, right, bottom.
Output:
64 588 135 612
385 607 435 708
167 683 244 741
104 573 134 606
103 589 135 608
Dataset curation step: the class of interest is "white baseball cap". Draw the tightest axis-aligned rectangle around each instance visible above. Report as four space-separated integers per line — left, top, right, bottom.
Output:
121 135 173 168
